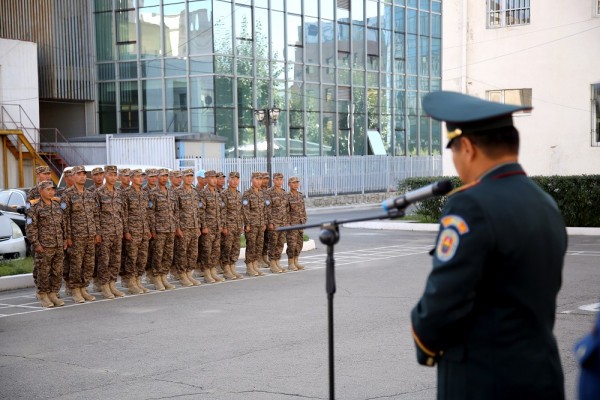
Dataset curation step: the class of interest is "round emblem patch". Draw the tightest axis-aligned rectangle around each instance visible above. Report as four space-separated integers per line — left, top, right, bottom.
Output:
221 201 225 208
436 228 460 262
148 201 153 208
242 199 249 206
198 201 203 208
25 202 31 210
60 202 67 210
26 217 33 225
265 199 271 206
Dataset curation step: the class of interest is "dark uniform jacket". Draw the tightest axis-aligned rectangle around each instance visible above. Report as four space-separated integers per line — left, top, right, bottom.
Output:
411 163 567 400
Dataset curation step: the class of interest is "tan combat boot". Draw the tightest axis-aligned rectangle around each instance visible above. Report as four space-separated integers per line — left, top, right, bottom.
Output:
136 276 150 293
216 263 224 274
161 274 176 290
71 287 85 303
48 292 65 307
186 270 201 286
38 292 54 308
245 262 258 277
152 275 165 291
294 257 305 270
222 264 237 280
210 267 225 282
261 254 270 268
269 260 282 274
253 261 265 276
204 268 216 283
128 277 142 295
80 287 96 301
288 257 298 271
275 259 286 273
230 264 243 279
178 271 193 286
109 281 125 297
100 283 115 299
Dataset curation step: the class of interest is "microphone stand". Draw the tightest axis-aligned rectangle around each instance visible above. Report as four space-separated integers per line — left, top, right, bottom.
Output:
277 208 405 400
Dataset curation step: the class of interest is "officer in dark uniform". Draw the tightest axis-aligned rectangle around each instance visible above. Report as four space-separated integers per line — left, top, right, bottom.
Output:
410 91 567 400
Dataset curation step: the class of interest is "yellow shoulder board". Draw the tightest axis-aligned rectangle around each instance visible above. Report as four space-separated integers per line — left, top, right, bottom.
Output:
447 180 480 197
29 198 40 205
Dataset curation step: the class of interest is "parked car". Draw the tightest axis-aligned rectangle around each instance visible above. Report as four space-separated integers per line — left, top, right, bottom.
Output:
0 188 28 236
0 211 27 260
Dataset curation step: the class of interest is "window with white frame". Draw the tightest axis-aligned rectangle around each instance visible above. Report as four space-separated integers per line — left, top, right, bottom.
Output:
596 0 600 16
593 83 600 145
487 89 532 114
487 0 531 28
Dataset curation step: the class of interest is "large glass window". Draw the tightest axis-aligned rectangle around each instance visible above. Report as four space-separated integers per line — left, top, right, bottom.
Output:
142 80 163 132
486 89 532 113
166 78 188 132
214 0 232 54
287 14 303 63
99 82 117 134
271 10 285 60
235 6 253 57
139 6 161 58
592 83 600 145
189 0 213 55
95 12 113 61
488 0 531 28
120 81 139 133
163 2 185 57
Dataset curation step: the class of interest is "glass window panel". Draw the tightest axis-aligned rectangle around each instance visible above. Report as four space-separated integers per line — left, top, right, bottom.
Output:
381 89 392 114
236 6 253 55
432 119 442 155
395 74 405 89
237 127 257 157
272 62 286 81
306 84 320 112
322 21 335 64
98 82 117 134
367 88 379 129
189 56 213 74
432 1 441 13
323 66 335 84
141 59 162 78
254 0 268 8
271 0 284 11
338 23 350 52
337 0 350 21
408 0 418 8
420 116 430 154
322 1 334 20
352 0 364 24
288 14 302 46
431 38 440 77
323 85 336 112
322 113 336 155
419 77 429 91
214 0 232 54
190 75 214 108
419 36 429 75
166 108 188 132
338 128 350 155
288 46 303 63
216 108 235 156
116 10 136 43
143 80 163 109
144 110 163 132
94 0 112 12
394 127 406 155
394 6 405 32
380 115 392 153
118 43 137 60
382 73 393 88
432 13 441 38
431 78 441 91
353 70 365 86
166 78 187 110
407 34 417 74
271 11 285 60
256 79 270 109
408 115 418 154
238 108 254 128
382 4 392 29
140 0 160 5
420 0 430 11
366 1 379 27
407 8 417 33
163 3 185 57
288 83 304 112
306 111 320 155
119 62 137 79
288 63 303 81
189 0 213 55
381 29 392 71
288 1 301 15
289 111 304 128
255 8 269 59
305 18 319 64
140 6 161 58
419 11 429 36
367 71 378 85
165 58 186 76
95 12 114 61
237 57 253 76
352 113 366 155
237 78 253 109
353 25 365 69
338 69 351 85
190 107 214 133
305 64 319 82
98 63 115 80
215 56 233 74
394 32 405 59
407 90 417 116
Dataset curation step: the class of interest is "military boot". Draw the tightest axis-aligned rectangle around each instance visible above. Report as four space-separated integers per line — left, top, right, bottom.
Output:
288 257 298 271
153 275 166 291
48 292 65 307
128 277 142 294
194 267 205 277
204 268 216 283
109 281 125 297
100 283 115 299
161 274 176 290
245 262 258 277
216 263 224 274
222 264 237 280
71 287 85 303
230 264 243 279
294 257 305 270
80 287 96 301
38 292 54 308
269 260 282 274
254 261 265 276
261 254 270 268
178 271 193 286
186 270 201 286
210 267 225 282
136 276 150 293
275 259 286 273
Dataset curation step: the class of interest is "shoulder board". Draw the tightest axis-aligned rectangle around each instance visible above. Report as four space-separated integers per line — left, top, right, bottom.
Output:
29 198 40 205
51 197 61 202
447 180 480 197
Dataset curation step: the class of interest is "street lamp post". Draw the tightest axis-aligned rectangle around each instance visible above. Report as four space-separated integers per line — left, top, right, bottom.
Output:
254 106 280 181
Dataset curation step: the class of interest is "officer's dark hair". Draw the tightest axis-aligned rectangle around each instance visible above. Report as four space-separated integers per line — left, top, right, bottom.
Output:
454 126 520 157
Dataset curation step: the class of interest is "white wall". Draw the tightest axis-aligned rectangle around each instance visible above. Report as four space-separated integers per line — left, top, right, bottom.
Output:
442 1 600 176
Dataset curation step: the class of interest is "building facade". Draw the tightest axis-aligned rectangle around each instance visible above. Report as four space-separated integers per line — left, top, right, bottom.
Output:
442 0 600 176
94 0 443 158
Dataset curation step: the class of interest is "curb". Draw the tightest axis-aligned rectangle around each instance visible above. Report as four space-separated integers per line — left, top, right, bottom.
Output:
0 239 317 292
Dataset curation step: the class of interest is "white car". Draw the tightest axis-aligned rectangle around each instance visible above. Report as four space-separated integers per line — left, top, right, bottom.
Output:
0 211 26 260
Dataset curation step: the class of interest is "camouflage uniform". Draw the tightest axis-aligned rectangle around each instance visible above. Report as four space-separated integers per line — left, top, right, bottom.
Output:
286 181 307 259
57 170 73 283
95 182 124 285
221 175 243 266
261 173 270 263
266 178 289 261
242 175 267 265
199 174 224 270
117 168 131 280
144 169 158 276
174 176 201 275
148 177 178 276
122 178 151 280
26 186 66 295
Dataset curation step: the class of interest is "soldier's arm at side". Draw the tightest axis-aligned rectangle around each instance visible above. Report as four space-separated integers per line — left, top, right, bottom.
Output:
25 205 40 251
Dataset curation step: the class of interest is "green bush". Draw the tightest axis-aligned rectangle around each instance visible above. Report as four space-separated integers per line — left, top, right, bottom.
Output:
399 175 600 227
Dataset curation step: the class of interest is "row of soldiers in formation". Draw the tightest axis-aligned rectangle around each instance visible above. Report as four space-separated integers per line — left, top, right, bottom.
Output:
25 165 308 308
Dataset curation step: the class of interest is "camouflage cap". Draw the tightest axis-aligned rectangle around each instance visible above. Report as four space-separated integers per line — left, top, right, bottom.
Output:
228 171 240 178
130 169 145 177
251 172 261 179
170 170 182 178
148 168 160 177
63 169 73 177
71 165 86 174
182 168 195 176
36 166 51 175
288 176 300 183
204 170 217 177
273 172 284 179
37 180 56 190
261 173 269 179
104 165 118 174
91 167 104 175
216 171 225 178
158 168 169 176
118 168 131 176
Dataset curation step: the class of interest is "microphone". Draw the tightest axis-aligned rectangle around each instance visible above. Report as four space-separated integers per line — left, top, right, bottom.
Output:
382 179 453 211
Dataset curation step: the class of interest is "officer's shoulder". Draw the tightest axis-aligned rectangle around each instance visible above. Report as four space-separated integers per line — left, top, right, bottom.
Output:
29 198 41 206
446 180 482 198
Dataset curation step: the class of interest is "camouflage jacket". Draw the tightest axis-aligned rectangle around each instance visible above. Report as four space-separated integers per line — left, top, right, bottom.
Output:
265 187 289 228
26 199 66 249
148 186 178 233
27 186 40 202
122 186 151 235
60 186 98 238
95 185 124 237
199 187 223 230
287 191 307 225
174 186 201 230
221 188 243 231
242 187 267 227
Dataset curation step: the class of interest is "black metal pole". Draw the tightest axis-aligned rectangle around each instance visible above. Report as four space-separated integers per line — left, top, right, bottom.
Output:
266 115 272 180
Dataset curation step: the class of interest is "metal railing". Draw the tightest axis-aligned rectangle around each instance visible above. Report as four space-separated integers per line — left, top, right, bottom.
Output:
176 155 442 197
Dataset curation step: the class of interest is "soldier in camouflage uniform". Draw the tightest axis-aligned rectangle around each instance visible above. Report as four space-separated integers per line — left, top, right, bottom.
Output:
258 172 271 268
173 168 202 286
118 168 131 190
242 172 267 277
117 168 131 286
61 165 98 303
194 169 206 278
122 169 152 294
199 170 225 283
220 171 244 280
26 165 53 202
170 170 182 189
94 165 126 299
88 167 104 291
57 169 74 196
57 169 74 295
216 171 226 192
144 168 159 283
148 168 178 290
286 176 307 271
266 172 288 273
26 181 67 308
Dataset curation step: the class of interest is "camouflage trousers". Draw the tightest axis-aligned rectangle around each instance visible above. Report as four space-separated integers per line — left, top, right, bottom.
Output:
145 238 154 272
152 232 175 275
119 238 127 277
125 233 149 278
174 229 199 273
200 229 221 269
244 225 266 263
68 236 95 289
286 229 304 258
268 229 286 260
34 247 63 293
62 248 70 282
262 229 269 257
96 235 123 285
221 230 241 265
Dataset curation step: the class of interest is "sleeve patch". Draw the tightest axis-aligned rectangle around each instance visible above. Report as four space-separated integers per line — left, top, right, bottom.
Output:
265 199 271 206
198 201 203 208
440 215 470 235
435 228 460 262
25 202 31 210
242 199 249 206
148 201 153 208
26 217 33 225
60 202 67 209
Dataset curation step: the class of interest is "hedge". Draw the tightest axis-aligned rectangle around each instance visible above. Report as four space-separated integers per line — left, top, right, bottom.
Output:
399 175 600 227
